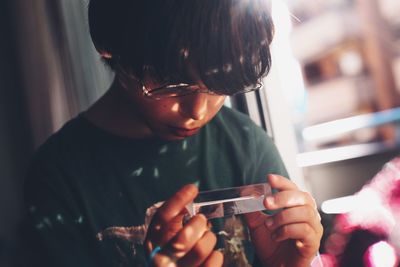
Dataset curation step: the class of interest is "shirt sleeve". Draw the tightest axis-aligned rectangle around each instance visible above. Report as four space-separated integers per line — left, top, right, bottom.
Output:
20 158 102 267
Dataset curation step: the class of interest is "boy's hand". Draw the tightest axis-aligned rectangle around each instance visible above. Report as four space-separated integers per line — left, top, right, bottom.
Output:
145 184 223 267
244 174 323 267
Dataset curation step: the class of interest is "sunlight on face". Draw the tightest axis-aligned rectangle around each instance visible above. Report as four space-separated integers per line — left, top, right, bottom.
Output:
171 103 179 112
118 70 226 140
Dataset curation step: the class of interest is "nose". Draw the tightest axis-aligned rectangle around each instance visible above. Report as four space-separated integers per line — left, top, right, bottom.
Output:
179 93 208 121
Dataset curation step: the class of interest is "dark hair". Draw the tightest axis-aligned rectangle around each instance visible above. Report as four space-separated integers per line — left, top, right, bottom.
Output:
88 0 274 95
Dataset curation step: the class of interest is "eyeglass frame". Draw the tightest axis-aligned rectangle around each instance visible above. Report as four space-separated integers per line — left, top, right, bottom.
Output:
141 81 263 100
117 65 264 100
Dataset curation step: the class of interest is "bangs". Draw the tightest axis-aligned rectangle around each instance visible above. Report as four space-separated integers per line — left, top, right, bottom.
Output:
141 0 274 95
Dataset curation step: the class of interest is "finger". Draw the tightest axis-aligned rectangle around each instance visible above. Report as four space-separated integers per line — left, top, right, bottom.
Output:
151 253 178 267
268 174 318 209
272 222 323 257
178 230 217 266
264 205 321 232
155 184 198 223
243 211 270 230
264 190 315 210
267 174 298 191
147 184 198 249
201 250 224 267
272 222 317 245
164 214 208 259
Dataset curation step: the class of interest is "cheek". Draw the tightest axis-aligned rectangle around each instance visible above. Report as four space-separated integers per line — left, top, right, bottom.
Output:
210 96 226 112
144 100 180 121
161 104 170 109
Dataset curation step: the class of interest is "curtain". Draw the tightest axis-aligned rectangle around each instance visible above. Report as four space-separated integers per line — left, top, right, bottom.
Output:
12 0 113 148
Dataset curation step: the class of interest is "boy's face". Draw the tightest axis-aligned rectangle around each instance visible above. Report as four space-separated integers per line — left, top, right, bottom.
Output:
118 71 226 141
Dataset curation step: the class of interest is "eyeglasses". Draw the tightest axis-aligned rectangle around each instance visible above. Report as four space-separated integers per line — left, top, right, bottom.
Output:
141 81 263 100
117 65 263 100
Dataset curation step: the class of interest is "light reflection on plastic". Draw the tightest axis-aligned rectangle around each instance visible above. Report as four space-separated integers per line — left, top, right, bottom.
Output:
364 241 398 267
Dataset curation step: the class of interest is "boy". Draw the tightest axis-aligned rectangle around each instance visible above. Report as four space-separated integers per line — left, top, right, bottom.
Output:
23 0 323 266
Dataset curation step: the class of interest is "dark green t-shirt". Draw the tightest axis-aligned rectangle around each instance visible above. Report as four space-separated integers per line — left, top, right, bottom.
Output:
22 106 288 267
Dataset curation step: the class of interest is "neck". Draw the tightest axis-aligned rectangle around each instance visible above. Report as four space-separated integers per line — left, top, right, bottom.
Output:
84 78 153 139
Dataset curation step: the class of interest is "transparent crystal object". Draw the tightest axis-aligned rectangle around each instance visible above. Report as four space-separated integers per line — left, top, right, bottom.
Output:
186 183 272 220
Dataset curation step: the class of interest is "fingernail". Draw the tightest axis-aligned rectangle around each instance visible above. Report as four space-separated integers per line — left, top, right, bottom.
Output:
295 240 305 248
269 174 277 180
265 196 274 207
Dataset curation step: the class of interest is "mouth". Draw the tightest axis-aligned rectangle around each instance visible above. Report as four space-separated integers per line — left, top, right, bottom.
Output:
168 126 201 137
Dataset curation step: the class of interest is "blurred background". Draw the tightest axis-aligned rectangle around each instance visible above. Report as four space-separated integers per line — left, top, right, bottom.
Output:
0 0 399 266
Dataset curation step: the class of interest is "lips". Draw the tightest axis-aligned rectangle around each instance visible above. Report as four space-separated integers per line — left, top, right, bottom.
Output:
168 126 200 137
